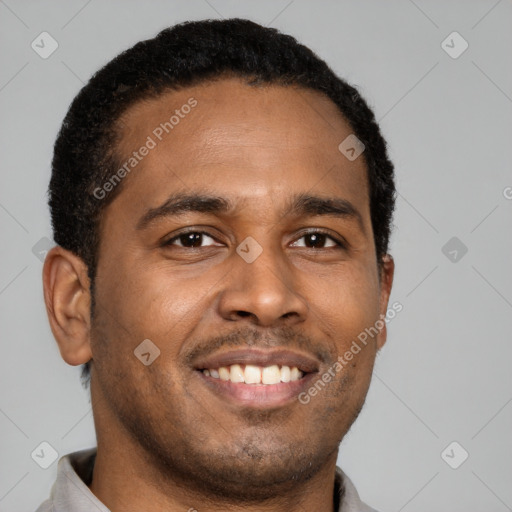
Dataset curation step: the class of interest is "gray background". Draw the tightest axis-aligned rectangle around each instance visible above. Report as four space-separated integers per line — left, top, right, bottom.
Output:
1 1 511 511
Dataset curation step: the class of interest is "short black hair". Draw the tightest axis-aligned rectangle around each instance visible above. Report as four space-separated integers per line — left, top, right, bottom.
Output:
48 18 395 388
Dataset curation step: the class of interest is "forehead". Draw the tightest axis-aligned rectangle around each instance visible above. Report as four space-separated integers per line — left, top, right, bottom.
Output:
110 77 370 223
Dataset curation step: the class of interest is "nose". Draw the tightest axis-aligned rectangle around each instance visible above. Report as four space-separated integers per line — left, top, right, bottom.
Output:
217 245 308 327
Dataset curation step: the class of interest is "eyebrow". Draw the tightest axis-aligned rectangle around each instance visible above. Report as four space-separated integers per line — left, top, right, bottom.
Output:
286 193 365 234
136 191 365 234
136 193 232 231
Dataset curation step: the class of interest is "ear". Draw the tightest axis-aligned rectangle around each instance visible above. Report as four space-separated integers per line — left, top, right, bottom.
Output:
42 246 92 366
375 254 395 350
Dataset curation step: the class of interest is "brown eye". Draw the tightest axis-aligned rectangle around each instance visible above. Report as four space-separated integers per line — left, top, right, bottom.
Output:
304 233 328 248
291 231 342 249
165 231 220 248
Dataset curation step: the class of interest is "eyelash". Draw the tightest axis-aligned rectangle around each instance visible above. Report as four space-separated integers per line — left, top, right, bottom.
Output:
162 229 347 250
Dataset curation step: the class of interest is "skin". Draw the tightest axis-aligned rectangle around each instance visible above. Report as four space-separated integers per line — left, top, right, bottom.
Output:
43 77 394 512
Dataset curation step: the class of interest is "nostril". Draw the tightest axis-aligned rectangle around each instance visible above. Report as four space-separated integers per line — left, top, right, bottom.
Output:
236 311 251 318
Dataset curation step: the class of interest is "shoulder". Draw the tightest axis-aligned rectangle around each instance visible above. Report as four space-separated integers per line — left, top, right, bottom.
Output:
335 466 380 512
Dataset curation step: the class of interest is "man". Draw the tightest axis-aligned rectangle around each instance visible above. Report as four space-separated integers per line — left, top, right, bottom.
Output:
38 18 395 512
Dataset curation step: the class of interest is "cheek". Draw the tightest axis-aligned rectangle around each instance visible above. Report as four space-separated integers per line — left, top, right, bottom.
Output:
95 260 217 357
306 262 381 343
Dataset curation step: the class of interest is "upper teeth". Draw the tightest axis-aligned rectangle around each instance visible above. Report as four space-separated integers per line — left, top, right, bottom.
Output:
203 364 303 385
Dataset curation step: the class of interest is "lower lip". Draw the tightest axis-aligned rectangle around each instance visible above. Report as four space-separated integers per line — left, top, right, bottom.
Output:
195 371 317 408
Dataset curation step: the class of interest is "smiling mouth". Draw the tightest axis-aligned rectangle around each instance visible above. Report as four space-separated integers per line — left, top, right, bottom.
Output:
192 348 319 407
202 364 304 385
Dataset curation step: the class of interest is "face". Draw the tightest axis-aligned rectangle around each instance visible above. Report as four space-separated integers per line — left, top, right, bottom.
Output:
88 78 393 500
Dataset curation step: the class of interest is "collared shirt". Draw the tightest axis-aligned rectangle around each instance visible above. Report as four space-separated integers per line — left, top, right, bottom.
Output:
35 448 379 512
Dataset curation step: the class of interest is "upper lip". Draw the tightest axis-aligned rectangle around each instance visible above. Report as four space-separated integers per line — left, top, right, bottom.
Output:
193 348 320 374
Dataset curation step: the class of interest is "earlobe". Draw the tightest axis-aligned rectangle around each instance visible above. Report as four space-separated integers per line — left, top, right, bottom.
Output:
42 246 93 366
376 254 395 350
